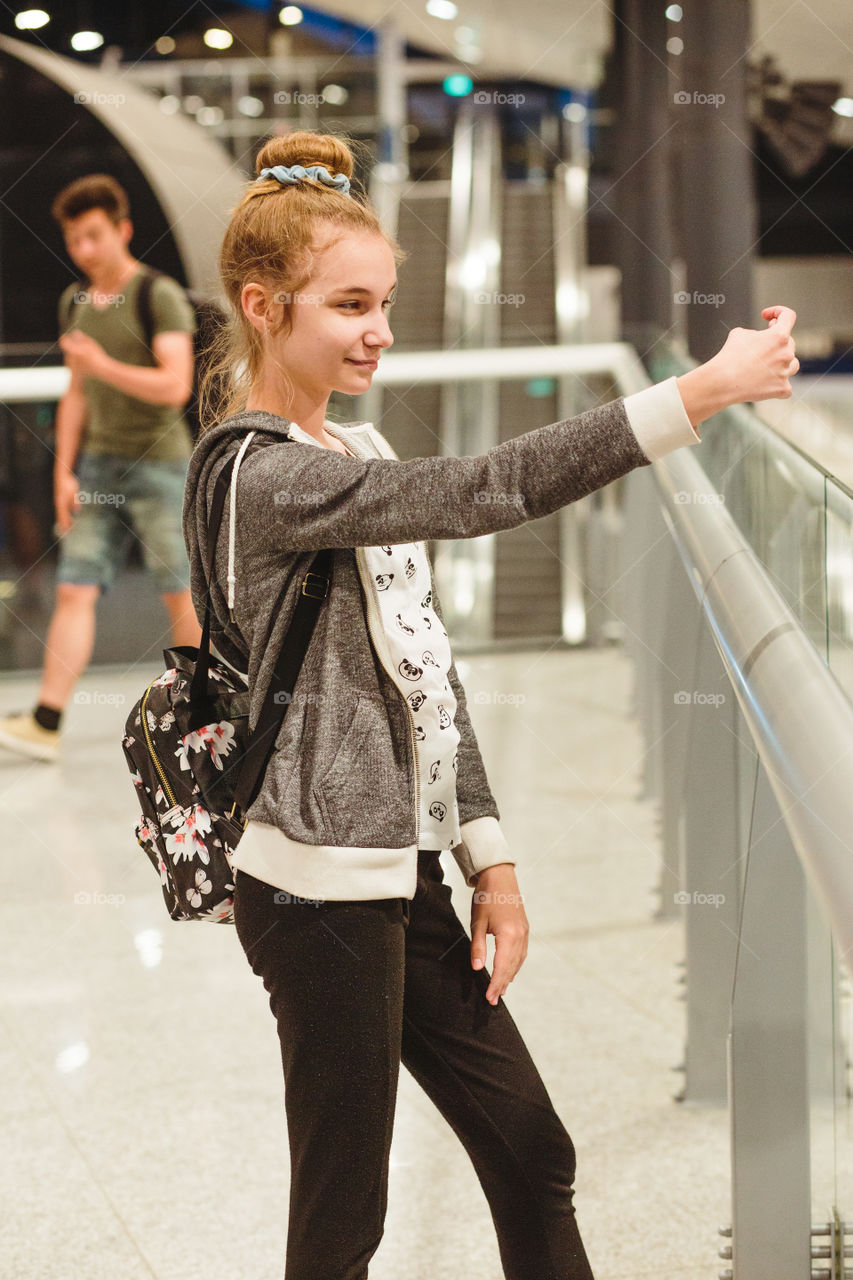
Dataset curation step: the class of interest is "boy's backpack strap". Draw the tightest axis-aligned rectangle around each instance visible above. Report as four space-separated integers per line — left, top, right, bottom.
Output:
136 266 161 353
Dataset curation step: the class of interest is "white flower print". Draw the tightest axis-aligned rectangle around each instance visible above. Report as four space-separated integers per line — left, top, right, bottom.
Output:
193 896 235 922
182 721 238 771
164 805 213 864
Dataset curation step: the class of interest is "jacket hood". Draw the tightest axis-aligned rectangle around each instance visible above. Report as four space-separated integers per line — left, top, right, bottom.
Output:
182 410 297 673
181 410 370 673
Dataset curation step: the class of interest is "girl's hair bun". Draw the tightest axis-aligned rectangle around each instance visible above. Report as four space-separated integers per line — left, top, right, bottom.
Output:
255 130 355 183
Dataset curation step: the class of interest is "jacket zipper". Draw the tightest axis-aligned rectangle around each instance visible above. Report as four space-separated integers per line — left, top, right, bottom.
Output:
317 424 422 846
355 544 421 845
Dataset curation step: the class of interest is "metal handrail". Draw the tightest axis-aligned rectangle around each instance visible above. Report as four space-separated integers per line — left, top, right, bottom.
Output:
0 341 645 403
656 444 853 967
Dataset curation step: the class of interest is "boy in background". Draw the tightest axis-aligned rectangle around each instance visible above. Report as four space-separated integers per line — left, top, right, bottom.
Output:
0 173 201 761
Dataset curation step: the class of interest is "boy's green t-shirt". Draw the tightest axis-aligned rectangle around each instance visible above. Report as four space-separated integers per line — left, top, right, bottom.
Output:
58 267 196 463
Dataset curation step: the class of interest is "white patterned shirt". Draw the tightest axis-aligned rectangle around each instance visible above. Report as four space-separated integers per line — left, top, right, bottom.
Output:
289 422 461 851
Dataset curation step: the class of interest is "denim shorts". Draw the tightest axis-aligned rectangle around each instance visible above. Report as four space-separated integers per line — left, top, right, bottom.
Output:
55 451 191 595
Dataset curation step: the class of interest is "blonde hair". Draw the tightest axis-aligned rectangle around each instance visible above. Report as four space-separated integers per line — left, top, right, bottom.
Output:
199 129 408 433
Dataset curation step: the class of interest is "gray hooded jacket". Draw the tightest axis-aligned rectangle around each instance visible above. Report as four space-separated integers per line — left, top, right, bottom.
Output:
181 376 699 901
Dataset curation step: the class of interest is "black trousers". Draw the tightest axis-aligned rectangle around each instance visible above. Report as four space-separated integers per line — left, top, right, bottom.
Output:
234 850 595 1280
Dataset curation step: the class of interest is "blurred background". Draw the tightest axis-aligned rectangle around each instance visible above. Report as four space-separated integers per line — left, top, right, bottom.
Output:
3 6 853 1280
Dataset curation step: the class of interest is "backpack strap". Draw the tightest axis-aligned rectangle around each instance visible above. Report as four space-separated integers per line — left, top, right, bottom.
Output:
136 267 160 353
189 432 333 823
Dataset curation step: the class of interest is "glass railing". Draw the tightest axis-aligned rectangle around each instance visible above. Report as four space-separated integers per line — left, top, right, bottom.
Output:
646 344 853 694
628 341 853 1278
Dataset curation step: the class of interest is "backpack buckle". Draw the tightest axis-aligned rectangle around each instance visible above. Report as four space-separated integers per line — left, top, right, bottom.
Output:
228 800 247 829
301 572 329 600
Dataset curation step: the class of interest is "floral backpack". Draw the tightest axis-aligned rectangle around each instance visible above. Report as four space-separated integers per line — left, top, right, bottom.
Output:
121 430 333 923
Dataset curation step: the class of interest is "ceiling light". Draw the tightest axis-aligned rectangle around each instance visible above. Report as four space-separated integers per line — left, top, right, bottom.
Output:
14 8 50 29
70 30 104 51
203 27 233 49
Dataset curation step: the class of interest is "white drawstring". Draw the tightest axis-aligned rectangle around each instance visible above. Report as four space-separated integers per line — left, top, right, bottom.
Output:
227 430 256 616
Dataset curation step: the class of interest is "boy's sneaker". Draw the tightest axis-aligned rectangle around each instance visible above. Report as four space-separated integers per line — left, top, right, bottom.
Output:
0 712 60 762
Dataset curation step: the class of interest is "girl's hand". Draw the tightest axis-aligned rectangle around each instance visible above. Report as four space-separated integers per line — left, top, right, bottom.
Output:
677 305 800 427
470 863 529 1005
715 305 799 402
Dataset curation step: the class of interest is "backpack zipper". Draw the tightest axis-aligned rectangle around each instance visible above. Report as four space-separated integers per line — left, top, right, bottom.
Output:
355 545 421 843
140 680 179 813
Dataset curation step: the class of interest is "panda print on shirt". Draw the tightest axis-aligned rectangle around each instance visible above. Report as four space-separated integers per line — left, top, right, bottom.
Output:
365 541 461 851
284 424 461 851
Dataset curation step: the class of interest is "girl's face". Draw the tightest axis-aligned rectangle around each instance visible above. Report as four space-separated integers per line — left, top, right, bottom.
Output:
263 228 397 400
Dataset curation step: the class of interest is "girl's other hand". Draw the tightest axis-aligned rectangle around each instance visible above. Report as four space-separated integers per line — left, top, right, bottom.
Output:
470 863 529 1005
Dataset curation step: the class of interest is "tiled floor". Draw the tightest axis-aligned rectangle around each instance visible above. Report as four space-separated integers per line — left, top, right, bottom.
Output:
0 647 730 1280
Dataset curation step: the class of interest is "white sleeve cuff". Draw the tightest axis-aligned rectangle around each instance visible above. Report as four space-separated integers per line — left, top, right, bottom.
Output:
623 375 701 462
450 815 515 887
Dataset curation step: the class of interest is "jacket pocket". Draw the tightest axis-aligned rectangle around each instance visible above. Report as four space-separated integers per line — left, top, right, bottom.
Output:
312 691 413 847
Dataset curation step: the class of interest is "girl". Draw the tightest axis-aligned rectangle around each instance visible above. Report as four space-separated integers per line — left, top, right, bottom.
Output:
183 130 798 1280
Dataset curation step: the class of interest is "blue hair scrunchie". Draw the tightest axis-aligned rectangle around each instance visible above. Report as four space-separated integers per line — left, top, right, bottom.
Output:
257 163 351 197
